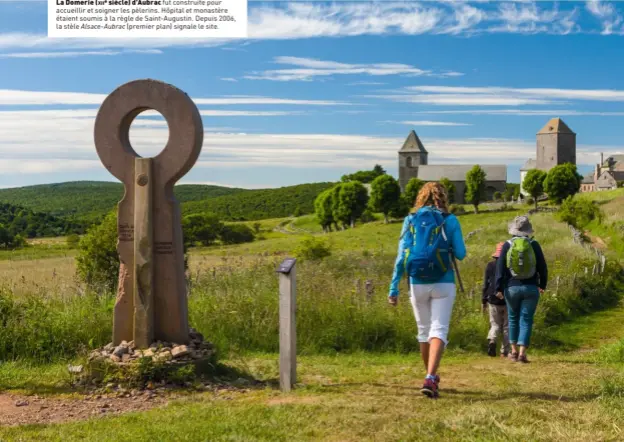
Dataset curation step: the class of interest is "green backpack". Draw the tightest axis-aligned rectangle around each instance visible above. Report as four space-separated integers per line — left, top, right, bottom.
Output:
506 237 536 279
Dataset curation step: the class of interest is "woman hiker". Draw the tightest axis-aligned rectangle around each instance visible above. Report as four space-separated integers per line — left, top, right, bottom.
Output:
388 182 466 399
482 242 510 358
495 215 548 363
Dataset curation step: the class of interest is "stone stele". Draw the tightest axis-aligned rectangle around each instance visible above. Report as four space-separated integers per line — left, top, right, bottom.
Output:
94 79 203 347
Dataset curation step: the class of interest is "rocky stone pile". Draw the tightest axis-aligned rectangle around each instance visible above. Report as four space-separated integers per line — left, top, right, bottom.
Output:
88 329 215 366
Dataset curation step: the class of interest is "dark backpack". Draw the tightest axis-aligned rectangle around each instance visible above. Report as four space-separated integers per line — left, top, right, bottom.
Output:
402 209 451 282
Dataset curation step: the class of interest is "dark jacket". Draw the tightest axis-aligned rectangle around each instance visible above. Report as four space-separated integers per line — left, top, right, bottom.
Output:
495 237 548 293
482 259 505 305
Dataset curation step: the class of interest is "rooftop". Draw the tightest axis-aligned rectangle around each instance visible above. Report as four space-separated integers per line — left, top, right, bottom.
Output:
537 118 575 135
399 130 428 153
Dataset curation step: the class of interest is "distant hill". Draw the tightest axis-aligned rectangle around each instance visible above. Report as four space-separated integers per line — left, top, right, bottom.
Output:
0 181 335 224
182 182 335 221
0 181 246 224
0 201 84 239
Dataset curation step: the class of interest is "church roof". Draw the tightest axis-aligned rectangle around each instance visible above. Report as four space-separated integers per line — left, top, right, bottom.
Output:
581 172 595 184
399 130 428 153
537 118 575 135
414 165 507 182
521 158 536 171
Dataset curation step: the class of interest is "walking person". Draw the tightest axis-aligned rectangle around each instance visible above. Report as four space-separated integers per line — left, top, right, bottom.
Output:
495 216 548 363
388 182 466 399
482 242 510 358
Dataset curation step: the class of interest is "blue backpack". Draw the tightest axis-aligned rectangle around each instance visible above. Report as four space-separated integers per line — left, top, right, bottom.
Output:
402 209 451 282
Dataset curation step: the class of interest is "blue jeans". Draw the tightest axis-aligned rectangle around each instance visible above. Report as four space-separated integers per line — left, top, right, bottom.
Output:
505 285 540 347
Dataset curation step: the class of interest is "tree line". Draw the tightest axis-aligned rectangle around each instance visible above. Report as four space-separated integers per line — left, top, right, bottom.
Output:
521 163 585 209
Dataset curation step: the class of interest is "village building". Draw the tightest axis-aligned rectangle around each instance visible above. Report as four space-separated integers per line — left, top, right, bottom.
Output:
581 154 624 192
397 130 507 204
520 118 577 196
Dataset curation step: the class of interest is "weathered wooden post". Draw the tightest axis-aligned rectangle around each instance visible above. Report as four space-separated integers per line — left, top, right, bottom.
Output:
93 79 203 348
277 258 297 392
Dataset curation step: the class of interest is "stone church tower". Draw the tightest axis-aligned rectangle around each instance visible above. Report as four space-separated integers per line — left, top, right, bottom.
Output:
398 130 428 191
536 118 576 171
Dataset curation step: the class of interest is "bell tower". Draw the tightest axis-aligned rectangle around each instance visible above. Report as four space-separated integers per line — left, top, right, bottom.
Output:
398 130 428 191
536 118 576 171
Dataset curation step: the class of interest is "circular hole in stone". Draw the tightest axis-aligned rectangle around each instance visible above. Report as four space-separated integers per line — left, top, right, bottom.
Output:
128 109 170 158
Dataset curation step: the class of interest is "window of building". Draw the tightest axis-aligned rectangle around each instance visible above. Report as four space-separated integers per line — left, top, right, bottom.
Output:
406 157 412 167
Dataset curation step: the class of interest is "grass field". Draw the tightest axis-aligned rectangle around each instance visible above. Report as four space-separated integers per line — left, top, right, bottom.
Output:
0 190 621 440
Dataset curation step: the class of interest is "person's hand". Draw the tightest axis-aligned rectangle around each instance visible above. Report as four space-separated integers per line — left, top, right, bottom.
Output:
538 288 544 294
388 296 398 306
496 292 504 300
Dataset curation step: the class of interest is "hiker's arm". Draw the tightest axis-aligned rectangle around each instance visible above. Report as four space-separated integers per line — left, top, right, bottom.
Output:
389 217 410 298
495 243 509 293
534 241 548 291
449 216 466 261
481 265 490 305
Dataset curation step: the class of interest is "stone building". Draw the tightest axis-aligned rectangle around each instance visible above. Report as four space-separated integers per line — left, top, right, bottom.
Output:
520 118 577 196
397 130 507 204
581 153 624 192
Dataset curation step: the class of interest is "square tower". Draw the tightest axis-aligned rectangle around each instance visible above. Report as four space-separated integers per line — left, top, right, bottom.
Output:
536 118 576 171
398 130 428 190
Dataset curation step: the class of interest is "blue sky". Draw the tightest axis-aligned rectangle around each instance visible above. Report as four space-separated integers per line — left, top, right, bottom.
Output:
1 1 624 189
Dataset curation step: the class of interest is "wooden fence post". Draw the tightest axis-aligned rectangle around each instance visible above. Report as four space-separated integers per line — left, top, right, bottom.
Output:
277 258 297 392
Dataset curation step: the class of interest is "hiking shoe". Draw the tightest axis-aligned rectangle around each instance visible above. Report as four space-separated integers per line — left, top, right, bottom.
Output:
518 354 530 364
488 341 496 357
421 377 439 399
508 352 518 362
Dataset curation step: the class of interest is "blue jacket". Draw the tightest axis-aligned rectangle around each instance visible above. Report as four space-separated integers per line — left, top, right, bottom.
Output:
389 207 466 297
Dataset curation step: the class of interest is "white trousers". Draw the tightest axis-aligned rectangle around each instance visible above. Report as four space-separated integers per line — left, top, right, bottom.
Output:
409 283 456 346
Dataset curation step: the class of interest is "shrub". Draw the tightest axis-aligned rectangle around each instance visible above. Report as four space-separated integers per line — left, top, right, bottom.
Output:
66 233 80 249
526 197 535 206
219 224 255 245
252 222 262 234
493 191 502 201
449 204 466 215
557 196 604 230
294 236 332 261
360 208 376 224
182 213 223 246
76 211 119 291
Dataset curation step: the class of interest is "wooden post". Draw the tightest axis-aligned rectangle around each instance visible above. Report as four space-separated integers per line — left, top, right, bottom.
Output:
277 258 297 392
133 158 154 348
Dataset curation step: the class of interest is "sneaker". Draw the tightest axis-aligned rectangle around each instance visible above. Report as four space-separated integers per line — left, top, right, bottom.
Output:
421 377 439 399
487 341 496 357
508 352 518 362
518 354 530 364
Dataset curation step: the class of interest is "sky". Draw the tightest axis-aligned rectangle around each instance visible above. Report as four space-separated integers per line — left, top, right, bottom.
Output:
1 0 624 189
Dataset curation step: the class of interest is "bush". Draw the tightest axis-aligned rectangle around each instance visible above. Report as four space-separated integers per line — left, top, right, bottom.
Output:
219 224 255 245
526 197 535 206
75 211 119 291
449 204 466 215
557 196 604 230
360 208 376 224
182 213 223 246
294 236 332 261
493 191 502 201
66 233 80 249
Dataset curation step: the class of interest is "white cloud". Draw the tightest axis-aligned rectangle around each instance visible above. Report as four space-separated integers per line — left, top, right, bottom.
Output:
586 0 622 35
243 56 446 81
368 85 624 106
0 89 351 106
382 120 472 127
411 109 624 116
220 78 238 82
0 108 616 177
0 49 161 58
0 1 604 55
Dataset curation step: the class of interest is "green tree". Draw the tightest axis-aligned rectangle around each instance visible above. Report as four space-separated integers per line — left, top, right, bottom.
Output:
182 213 223 246
522 169 547 210
341 164 387 184
219 224 255 245
543 163 583 204
314 189 335 232
403 178 425 208
369 175 401 223
465 165 487 214
334 181 369 228
557 196 604 229
439 177 456 204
